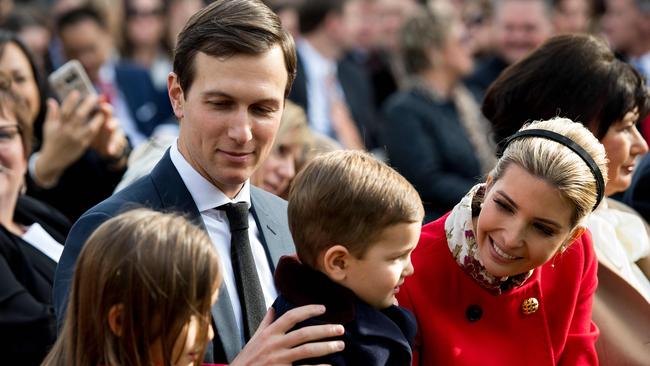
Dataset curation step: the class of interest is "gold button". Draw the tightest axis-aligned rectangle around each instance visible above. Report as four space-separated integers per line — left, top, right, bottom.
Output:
521 297 539 315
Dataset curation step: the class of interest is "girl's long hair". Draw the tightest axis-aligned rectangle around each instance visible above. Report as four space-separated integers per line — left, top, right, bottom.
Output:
43 209 221 366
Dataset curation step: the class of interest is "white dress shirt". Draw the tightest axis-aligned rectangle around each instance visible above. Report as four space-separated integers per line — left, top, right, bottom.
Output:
170 141 277 339
298 38 342 138
630 51 650 86
98 62 147 147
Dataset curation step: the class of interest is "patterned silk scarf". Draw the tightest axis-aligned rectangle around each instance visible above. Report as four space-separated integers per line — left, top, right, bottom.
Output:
444 184 533 295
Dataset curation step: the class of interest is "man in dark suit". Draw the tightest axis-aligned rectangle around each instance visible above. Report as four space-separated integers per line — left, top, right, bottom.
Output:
53 1 344 364
289 0 379 150
464 0 552 97
56 6 174 147
624 154 650 223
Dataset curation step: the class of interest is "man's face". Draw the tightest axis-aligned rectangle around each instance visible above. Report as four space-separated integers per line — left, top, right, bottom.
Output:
375 0 419 52
59 19 111 83
169 47 288 198
602 0 643 55
494 0 552 64
343 0 380 51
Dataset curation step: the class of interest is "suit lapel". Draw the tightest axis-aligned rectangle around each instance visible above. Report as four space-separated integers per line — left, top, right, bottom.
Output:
149 151 203 227
250 187 294 268
150 151 241 362
211 281 243 361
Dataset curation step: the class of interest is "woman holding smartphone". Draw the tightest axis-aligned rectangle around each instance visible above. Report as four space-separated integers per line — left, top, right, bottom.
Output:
0 31 130 221
0 71 70 365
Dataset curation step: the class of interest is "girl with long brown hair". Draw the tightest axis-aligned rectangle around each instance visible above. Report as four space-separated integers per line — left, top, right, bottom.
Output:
42 209 221 366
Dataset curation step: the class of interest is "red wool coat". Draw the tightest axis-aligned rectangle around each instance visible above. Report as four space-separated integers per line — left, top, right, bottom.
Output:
397 213 599 366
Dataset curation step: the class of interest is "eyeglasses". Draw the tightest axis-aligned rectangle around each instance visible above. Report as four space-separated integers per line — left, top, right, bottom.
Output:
0 124 21 144
126 7 164 18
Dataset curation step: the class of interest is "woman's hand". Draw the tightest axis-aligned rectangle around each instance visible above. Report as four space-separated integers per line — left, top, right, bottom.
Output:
230 305 345 366
89 103 129 169
34 91 104 187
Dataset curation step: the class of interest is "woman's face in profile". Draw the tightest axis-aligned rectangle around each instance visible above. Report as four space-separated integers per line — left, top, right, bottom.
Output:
0 113 26 199
126 0 165 48
252 127 303 196
601 108 649 196
0 42 40 123
475 164 575 277
436 21 474 79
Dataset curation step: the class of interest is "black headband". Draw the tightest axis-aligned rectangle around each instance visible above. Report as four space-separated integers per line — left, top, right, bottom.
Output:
496 129 605 211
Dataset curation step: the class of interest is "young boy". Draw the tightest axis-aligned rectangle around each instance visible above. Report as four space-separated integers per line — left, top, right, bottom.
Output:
273 150 425 365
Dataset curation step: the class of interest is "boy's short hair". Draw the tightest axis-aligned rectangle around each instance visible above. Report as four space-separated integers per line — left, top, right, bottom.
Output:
288 150 424 267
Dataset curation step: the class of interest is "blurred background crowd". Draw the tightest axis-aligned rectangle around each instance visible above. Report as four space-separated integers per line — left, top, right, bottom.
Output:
1 0 650 364
1 0 649 222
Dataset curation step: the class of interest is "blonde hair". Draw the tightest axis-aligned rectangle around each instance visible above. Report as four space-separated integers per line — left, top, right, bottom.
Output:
43 209 221 366
277 100 311 148
400 3 455 74
288 150 424 267
490 117 608 226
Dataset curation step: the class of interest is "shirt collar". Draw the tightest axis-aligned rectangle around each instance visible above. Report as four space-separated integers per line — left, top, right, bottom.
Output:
98 57 118 85
169 140 251 212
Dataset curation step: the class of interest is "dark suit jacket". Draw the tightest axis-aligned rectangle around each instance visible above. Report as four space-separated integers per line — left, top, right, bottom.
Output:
1 195 70 365
288 52 379 150
53 150 295 363
624 154 650 223
463 55 509 99
381 88 483 223
114 62 175 138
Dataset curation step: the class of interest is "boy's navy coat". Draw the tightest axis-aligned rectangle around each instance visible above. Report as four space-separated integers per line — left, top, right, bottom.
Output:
272 256 416 366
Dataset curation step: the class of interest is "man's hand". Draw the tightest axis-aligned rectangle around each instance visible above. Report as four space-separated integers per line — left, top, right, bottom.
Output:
230 305 345 366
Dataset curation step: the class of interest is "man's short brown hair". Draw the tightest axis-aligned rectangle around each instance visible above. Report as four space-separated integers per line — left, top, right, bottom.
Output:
288 150 424 268
173 0 297 96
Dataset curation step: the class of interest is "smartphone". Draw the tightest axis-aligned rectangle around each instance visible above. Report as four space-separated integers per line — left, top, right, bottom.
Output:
48 60 97 103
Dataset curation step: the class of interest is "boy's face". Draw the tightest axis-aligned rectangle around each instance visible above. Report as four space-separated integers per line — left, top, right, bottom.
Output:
341 222 420 309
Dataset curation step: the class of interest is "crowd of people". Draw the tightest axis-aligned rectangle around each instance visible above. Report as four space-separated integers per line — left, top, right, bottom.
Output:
1 0 650 365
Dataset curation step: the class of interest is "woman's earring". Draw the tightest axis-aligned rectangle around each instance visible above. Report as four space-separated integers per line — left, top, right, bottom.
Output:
551 245 567 268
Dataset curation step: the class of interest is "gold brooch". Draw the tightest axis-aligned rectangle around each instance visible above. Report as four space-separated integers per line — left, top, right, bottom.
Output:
521 297 539 315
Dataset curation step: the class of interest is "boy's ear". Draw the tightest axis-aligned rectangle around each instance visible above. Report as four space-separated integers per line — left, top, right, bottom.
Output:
321 245 351 282
108 304 125 337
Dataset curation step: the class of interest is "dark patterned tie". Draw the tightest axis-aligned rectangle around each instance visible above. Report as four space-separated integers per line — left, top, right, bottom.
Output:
218 202 266 340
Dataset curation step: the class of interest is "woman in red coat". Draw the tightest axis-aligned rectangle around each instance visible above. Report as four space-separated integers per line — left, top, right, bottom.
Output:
397 118 607 365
